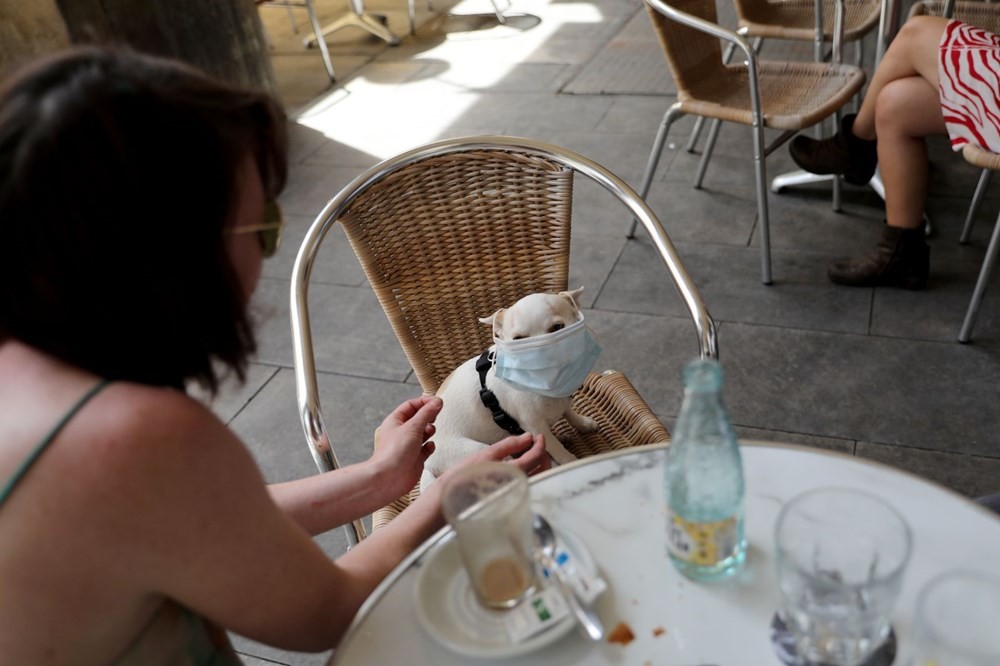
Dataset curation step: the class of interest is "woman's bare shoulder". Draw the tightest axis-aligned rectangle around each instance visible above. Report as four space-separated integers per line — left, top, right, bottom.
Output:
74 381 261 491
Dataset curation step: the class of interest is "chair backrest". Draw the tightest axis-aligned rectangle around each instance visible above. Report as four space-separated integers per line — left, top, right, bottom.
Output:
644 0 726 101
289 137 717 520
335 149 574 393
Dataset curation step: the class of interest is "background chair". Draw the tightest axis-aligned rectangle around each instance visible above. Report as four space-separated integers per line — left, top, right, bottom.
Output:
687 0 881 152
631 0 866 284
290 136 718 546
256 0 337 81
957 144 1000 343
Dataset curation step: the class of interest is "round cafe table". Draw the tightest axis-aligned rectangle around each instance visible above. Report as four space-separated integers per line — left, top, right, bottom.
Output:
330 442 1000 665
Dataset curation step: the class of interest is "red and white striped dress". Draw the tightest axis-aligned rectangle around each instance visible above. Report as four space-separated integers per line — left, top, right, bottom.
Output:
938 20 1000 153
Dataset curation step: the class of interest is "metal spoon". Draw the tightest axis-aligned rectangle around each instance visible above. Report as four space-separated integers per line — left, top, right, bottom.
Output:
532 513 605 641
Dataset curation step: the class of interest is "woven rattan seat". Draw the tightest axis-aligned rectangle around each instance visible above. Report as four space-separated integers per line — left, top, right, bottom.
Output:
632 0 866 284
290 136 718 545
682 61 864 129
735 0 880 42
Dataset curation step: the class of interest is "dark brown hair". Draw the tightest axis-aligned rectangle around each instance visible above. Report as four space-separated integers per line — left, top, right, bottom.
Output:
0 46 287 393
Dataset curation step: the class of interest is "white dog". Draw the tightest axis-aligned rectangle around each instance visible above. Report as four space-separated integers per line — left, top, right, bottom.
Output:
420 288 602 491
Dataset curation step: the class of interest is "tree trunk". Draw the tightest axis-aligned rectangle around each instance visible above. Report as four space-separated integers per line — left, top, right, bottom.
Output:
53 0 276 94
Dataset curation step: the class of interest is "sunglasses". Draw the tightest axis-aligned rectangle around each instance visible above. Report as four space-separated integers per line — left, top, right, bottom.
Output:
227 200 284 258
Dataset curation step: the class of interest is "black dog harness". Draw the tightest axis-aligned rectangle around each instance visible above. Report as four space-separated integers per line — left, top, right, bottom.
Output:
476 351 524 435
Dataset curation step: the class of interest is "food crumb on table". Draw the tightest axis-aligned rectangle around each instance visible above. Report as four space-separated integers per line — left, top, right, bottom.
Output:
653 626 666 637
607 622 635 645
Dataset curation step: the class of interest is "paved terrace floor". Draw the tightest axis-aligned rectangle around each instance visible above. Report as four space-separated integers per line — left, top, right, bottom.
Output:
215 0 1000 662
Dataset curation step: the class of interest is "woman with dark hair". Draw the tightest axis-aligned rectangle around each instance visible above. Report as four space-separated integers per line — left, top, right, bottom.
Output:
0 47 550 664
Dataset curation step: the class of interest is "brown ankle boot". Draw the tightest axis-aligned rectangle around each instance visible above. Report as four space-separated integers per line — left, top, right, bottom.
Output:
789 114 878 186
827 223 929 290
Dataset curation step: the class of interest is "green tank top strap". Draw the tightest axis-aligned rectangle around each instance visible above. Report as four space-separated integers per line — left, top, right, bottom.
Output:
0 379 110 508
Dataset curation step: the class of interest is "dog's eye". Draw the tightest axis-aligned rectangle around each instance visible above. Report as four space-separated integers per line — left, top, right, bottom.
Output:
548 323 565 333
513 334 526 340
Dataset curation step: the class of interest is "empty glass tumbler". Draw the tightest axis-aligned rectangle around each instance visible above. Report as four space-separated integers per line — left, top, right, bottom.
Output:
774 487 912 666
912 570 1000 666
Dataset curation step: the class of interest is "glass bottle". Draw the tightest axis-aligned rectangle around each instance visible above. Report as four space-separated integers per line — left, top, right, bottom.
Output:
665 358 746 581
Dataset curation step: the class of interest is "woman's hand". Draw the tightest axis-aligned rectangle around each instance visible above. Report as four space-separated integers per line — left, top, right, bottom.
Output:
370 395 443 501
466 432 551 477
418 432 550 508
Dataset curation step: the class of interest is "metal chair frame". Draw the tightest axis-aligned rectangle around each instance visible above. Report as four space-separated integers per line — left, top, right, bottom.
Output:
631 0 861 285
290 136 718 547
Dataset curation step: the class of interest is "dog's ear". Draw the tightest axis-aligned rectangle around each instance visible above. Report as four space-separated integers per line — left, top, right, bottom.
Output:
478 308 505 339
559 286 585 310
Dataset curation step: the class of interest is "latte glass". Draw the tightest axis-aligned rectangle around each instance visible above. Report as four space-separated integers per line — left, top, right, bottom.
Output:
441 462 537 609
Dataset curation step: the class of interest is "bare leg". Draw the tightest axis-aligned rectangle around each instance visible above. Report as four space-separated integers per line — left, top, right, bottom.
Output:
874 77 949 229
852 16 949 139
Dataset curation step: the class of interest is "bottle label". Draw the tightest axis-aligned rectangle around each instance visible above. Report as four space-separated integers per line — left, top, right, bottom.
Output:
667 511 738 566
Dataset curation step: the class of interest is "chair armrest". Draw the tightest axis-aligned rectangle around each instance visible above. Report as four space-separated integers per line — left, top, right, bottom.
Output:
290 216 369 548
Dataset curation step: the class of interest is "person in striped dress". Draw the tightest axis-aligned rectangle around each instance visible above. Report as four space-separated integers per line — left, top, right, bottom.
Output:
790 16 1000 289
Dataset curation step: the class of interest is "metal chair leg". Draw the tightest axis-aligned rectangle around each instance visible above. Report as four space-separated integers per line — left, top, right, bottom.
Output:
752 121 772 285
304 0 337 81
960 168 993 244
686 117 706 153
629 103 685 238
959 208 1000 343
832 113 843 212
285 3 299 32
694 118 722 189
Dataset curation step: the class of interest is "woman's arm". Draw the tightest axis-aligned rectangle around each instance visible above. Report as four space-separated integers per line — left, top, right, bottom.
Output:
267 396 442 536
90 387 549 652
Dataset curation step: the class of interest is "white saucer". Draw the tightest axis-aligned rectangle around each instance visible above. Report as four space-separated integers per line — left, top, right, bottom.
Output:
413 526 598 658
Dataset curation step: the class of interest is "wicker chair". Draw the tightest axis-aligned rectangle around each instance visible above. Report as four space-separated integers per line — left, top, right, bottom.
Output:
957 144 1000 343
685 0 880 153
290 136 718 547
630 0 866 284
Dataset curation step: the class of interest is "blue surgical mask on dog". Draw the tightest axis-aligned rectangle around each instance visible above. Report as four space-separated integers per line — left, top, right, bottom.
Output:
493 316 602 398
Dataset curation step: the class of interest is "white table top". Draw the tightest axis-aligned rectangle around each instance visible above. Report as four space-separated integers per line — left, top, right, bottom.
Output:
331 442 1000 665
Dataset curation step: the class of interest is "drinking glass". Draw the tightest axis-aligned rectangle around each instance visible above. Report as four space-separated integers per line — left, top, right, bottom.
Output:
440 462 537 609
912 570 1000 666
774 487 912 666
